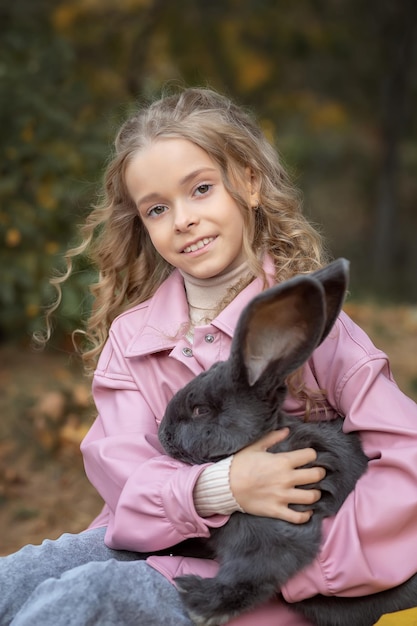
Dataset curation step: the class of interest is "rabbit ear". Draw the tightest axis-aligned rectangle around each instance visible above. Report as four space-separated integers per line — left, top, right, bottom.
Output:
231 259 349 388
232 277 327 387
309 258 349 345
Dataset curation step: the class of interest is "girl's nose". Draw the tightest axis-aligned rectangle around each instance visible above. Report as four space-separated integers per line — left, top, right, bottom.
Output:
174 204 199 232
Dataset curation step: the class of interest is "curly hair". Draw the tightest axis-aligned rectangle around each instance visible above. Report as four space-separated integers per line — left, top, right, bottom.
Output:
38 86 328 374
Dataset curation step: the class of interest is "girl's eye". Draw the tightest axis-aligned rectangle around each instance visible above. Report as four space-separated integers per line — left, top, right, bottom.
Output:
194 184 212 197
148 205 168 217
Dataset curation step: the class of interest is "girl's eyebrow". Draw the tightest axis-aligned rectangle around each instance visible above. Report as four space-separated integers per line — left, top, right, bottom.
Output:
137 167 218 208
179 167 218 187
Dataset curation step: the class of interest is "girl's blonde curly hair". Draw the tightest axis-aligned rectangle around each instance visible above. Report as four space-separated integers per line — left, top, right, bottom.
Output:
39 87 329 384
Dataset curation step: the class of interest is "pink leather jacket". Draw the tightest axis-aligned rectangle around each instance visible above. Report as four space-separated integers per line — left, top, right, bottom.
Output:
81 259 417 625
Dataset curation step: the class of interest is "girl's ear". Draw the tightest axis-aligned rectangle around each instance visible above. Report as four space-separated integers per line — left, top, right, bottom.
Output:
244 167 260 208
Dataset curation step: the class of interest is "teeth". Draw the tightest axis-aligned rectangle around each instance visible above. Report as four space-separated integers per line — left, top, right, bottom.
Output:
183 237 214 253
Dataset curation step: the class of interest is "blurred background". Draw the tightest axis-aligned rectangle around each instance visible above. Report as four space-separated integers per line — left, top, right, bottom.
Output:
1 0 416 555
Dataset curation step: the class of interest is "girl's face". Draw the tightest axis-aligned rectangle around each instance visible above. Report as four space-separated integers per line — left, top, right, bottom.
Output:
125 138 257 279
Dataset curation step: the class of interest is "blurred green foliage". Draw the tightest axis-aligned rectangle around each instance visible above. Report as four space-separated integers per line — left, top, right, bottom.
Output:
1 0 416 343
0 0 104 340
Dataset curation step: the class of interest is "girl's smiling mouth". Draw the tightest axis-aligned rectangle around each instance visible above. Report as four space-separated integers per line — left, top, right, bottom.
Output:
182 237 216 253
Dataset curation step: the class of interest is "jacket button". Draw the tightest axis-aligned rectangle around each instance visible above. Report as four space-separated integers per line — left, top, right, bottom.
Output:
204 334 215 343
182 347 193 357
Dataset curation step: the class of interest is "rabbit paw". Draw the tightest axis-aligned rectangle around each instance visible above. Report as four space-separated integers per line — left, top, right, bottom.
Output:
175 575 243 626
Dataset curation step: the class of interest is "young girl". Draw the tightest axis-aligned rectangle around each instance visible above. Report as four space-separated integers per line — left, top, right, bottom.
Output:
1 87 417 626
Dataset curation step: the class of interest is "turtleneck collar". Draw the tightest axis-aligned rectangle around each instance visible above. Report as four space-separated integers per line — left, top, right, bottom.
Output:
179 261 252 333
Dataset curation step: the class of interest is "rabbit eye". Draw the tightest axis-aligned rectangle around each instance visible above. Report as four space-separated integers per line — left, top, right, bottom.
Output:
191 405 210 418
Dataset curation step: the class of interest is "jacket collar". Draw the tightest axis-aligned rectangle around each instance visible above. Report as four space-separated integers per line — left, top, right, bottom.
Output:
124 256 276 358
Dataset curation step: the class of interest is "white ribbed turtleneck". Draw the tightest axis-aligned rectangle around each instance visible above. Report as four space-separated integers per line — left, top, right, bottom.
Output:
180 261 251 342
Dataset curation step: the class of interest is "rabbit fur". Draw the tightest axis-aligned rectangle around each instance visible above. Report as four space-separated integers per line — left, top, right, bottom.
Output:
158 259 417 626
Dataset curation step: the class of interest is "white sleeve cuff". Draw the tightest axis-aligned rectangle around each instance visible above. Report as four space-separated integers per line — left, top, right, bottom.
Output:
193 456 245 517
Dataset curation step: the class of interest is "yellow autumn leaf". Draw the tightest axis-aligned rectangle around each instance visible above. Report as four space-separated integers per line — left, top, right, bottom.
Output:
309 102 347 132
45 241 60 255
72 384 92 408
21 123 34 143
52 4 81 30
36 182 58 210
375 607 417 625
26 303 40 318
5 228 21 247
237 55 272 92
59 418 90 448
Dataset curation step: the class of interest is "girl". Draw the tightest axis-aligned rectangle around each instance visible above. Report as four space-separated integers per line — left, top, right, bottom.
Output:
1 87 417 626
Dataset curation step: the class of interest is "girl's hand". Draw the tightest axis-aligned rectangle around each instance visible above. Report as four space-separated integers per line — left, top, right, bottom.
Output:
230 428 326 524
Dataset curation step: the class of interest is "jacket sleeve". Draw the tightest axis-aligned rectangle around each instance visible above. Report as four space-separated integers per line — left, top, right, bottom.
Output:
81 333 228 553
282 312 417 601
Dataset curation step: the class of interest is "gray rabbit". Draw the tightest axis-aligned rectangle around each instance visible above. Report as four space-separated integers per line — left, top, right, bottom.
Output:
158 259 417 626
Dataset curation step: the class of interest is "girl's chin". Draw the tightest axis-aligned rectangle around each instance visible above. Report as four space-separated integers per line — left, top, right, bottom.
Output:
181 264 241 280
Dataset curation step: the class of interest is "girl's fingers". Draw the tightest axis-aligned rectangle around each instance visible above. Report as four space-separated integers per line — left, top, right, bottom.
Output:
293 466 326 487
258 436 322 472
264 443 326 482
269 489 321 523
282 447 318 467
278 507 313 525
287 487 322 505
